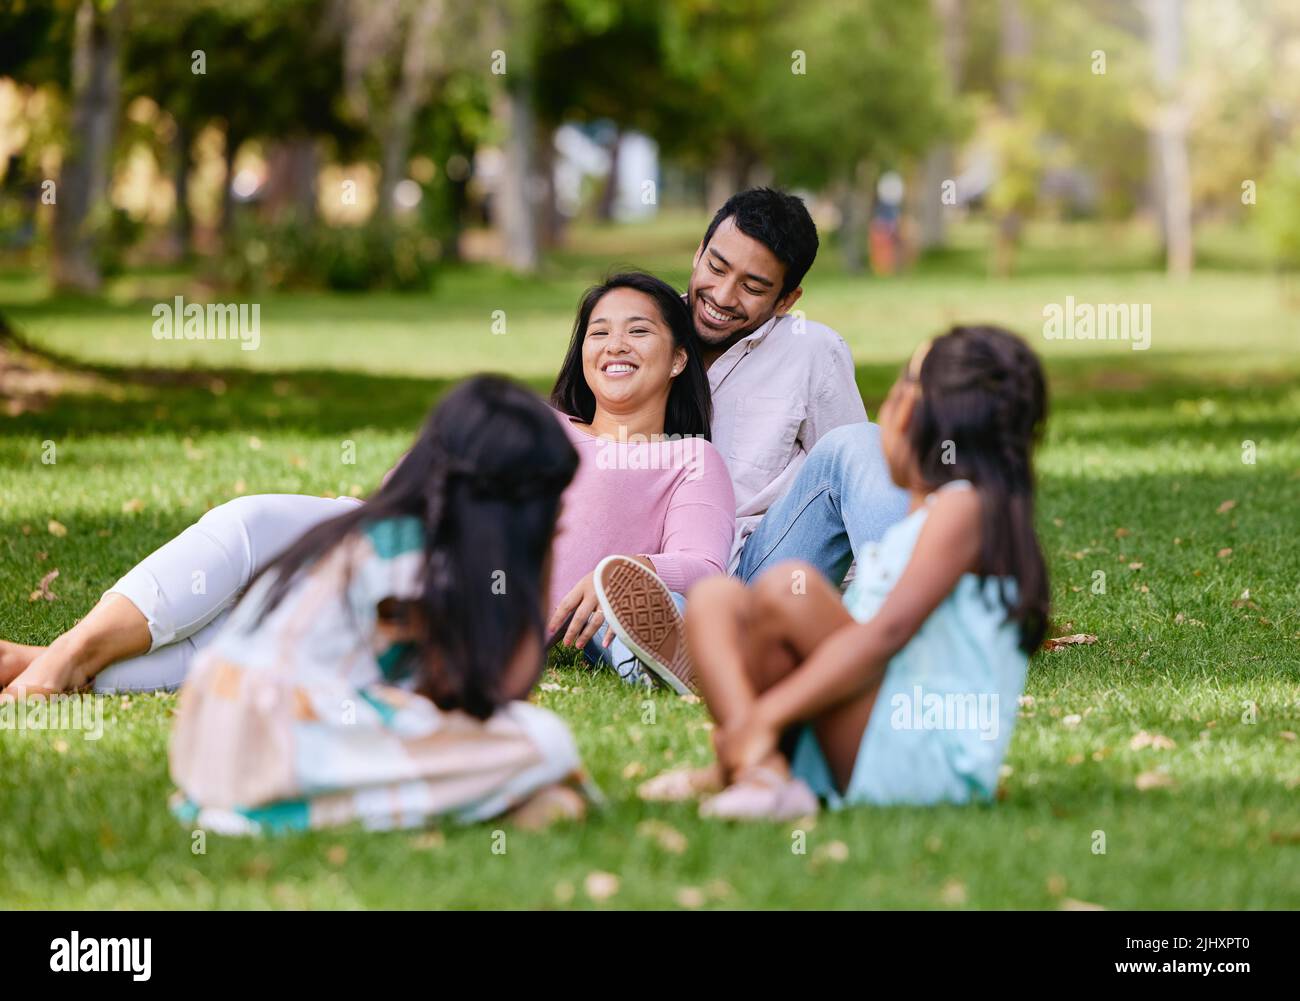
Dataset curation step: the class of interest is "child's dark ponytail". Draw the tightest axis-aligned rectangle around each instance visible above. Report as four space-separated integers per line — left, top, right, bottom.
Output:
247 376 579 718
909 326 1050 654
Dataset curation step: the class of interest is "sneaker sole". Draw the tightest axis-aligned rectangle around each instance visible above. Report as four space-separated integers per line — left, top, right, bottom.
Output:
593 555 696 696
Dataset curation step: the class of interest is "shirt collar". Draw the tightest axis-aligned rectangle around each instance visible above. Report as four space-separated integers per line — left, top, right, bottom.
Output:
706 313 783 390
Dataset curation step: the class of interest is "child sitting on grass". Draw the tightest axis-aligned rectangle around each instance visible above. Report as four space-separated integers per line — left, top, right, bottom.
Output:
641 325 1050 819
170 375 592 834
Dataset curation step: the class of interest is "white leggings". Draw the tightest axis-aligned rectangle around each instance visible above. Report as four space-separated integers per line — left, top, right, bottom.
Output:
94 494 362 693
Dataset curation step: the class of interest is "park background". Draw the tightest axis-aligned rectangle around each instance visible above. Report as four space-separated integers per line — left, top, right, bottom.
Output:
0 0 1297 909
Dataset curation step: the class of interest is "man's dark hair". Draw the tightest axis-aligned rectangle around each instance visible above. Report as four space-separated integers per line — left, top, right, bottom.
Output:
700 187 819 299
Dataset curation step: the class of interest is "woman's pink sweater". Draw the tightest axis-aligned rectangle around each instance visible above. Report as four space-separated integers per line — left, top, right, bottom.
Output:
548 409 736 612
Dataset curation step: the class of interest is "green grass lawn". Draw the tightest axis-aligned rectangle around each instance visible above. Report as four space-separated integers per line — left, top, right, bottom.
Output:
1 218 1298 909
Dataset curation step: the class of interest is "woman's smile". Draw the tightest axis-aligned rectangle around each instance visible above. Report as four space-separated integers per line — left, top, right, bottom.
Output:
601 360 640 378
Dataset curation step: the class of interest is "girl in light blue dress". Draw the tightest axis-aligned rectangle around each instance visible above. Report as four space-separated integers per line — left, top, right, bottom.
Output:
656 325 1051 819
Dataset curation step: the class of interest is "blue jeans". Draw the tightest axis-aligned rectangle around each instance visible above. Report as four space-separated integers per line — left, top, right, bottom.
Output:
734 422 911 587
584 591 688 685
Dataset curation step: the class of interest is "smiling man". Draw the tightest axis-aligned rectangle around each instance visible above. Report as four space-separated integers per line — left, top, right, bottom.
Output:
684 187 909 581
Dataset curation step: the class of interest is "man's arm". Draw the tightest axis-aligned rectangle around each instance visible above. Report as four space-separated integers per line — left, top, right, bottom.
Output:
802 331 867 451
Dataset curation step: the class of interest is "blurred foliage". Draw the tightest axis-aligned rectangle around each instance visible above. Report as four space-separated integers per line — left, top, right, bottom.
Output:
218 217 439 293
1257 136 1300 272
2 0 1299 285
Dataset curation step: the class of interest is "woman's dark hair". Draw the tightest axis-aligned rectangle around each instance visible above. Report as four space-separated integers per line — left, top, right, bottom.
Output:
701 187 819 299
550 270 712 439
247 375 578 719
908 325 1050 654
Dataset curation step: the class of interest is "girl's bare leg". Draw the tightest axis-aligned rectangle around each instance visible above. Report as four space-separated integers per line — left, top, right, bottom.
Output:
0 594 151 698
687 561 857 782
692 561 890 794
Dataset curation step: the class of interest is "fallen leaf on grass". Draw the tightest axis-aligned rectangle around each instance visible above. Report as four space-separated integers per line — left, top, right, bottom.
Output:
636 819 687 854
47 519 67 538
1217 548 1233 559
1135 769 1176 791
1060 898 1106 911
675 887 706 909
1280 732 1297 743
1216 499 1237 514
1043 633 1098 651
1130 731 1176 751
29 569 59 602
584 871 620 901
408 830 445 851
621 760 645 780
121 497 144 514
939 879 968 906
812 840 850 865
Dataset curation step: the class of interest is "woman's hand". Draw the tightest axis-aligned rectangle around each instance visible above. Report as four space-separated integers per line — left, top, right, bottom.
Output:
715 707 781 777
547 572 615 651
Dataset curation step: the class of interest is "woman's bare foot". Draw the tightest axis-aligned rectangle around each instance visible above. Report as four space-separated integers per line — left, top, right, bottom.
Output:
509 784 587 830
0 641 46 687
0 593 151 699
1 646 94 699
637 763 725 802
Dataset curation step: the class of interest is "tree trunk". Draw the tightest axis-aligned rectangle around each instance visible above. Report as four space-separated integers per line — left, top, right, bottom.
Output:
376 0 443 226
919 0 964 250
596 128 622 223
52 0 125 293
165 117 192 263
262 138 319 224
535 125 563 247
705 144 753 214
840 162 872 274
219 128 240 242
1146 0 1193 277
991 0 1029 278
497 85 540 274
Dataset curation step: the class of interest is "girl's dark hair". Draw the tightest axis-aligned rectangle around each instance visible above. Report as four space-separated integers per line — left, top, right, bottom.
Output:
247 375 578 719
908 325 1050 654
550 270 712 439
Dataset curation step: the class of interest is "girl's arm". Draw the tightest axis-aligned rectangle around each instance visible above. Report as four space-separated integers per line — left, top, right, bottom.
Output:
733 487 983 768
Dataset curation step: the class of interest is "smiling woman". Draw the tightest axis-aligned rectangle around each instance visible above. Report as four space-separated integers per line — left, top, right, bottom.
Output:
546 272 734 689
550 271 712 439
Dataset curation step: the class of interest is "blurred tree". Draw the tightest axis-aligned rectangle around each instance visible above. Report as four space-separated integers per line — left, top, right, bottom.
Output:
918 0 968 251
339 0 454 227
126 0 357 249
1145 0 1192 276
52 0 127 292
748 0 953 272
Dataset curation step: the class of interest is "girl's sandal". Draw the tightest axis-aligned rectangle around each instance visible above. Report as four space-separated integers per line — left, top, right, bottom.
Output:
698 765 819 821
637 764 725 802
